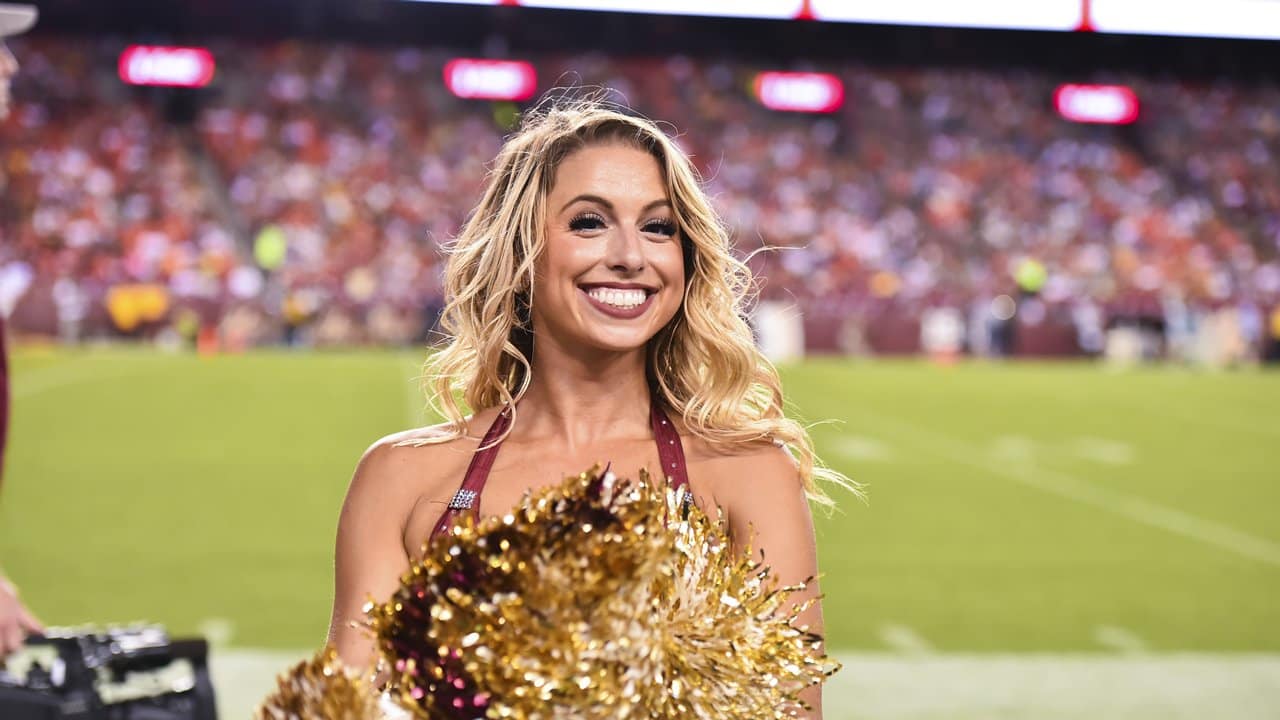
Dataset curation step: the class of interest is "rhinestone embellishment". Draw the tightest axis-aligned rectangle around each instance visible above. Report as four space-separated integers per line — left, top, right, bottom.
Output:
449 488 478 510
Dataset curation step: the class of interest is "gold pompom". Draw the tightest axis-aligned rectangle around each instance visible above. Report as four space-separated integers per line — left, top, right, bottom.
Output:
368 466 839 719
255 646 380 720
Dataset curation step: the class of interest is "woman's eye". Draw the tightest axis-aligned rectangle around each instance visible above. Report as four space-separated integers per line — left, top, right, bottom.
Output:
569 213 606 232
644 220 677 237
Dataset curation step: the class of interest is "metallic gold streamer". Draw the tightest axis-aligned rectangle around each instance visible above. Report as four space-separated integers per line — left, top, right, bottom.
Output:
370 466 839 719
255 645 380 720
260 466 839 719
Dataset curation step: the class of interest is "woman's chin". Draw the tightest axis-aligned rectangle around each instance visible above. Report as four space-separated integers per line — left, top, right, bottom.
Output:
587 338 652 355
575 327 657 355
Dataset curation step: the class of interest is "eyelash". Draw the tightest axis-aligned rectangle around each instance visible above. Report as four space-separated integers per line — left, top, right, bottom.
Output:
646 220 678 237
568 212 606 231
568 213 677 238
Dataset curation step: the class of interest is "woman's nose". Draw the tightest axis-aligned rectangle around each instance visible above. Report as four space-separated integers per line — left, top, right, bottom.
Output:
605 226 645 274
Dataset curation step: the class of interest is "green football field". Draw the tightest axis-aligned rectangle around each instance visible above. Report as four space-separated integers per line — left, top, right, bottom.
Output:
2 346 1278 718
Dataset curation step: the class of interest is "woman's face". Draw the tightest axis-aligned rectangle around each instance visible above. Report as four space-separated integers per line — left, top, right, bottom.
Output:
533 142 686 357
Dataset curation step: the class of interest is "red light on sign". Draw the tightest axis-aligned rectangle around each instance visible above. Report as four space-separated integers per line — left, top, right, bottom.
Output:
1054 84 1139 124
753 72 844 113
118 46 216 88
443 59 538 101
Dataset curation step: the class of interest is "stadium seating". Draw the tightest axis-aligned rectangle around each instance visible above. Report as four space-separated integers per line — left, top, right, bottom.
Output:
2 38 1277 358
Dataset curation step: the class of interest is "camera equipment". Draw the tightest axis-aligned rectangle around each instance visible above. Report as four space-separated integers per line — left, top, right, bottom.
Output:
0 625 217 720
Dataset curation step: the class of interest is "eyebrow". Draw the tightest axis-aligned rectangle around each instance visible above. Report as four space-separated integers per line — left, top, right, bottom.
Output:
559 194 671 215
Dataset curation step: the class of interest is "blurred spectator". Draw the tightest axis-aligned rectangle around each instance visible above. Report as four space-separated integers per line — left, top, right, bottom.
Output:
1266 305 1280 364
1 38 1277 361
1 38 235 346
0 0 44 659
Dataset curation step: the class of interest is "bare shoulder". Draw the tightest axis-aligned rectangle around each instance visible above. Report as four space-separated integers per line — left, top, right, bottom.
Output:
357 409 502 483
684 434 800 490
345 420 481 523
681 432 803 518
349 409 505 554
353 424 464 493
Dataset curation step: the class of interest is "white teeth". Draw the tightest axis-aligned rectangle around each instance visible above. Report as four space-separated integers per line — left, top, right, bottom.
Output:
586 287 647 309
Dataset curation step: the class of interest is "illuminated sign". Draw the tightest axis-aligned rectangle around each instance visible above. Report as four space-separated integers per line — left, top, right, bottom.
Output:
118 46 216 88
1054 84 1140 124
443 59 538 101
754 72 844 113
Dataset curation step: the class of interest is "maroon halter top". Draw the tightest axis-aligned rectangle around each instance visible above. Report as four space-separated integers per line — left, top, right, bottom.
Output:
429 402 691 541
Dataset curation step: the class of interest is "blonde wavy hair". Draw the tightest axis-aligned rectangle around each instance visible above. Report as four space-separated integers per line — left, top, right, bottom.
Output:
407 95 853 505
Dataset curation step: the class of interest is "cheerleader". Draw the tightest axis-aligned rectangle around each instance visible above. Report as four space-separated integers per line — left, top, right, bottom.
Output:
326 96 852 717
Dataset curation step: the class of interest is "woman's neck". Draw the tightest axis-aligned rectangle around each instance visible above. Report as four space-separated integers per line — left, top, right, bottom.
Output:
516 343 652 450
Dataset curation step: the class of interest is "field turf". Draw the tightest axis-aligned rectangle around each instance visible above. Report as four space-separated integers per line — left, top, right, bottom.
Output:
2 347 1277 717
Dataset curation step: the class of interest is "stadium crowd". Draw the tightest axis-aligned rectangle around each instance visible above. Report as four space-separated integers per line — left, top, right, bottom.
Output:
2 38 1278 361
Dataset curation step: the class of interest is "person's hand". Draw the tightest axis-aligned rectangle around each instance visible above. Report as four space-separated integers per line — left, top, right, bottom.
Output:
0 573 43 657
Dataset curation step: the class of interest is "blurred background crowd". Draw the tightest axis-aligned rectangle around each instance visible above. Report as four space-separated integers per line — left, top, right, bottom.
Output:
2 38 1279 363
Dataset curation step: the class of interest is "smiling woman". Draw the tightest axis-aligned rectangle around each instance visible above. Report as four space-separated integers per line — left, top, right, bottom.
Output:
325 95 853 717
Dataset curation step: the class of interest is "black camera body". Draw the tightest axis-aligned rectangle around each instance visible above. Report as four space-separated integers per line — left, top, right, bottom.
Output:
0 626 217 720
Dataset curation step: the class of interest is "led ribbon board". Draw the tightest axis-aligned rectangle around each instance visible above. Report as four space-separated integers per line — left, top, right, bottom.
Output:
808 0 1082 31
443 59 538 100
406 0 805 19
118 46 216 88
400 0 1280 40
754 72 844 113
1054 84 1140 124
397 0 1079 28
1089 0 1280 41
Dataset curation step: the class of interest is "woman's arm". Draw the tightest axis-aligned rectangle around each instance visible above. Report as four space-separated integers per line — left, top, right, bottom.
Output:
0 572 42 657
326 440 421 671
715 444 827 719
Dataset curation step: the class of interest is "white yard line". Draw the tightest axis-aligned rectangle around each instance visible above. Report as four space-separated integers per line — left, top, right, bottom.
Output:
1093 625 1149 654
197 617 236 649
1004 462 1280 567
1071 437 1136 466
877 623 936 655
989 434 1037 464
214 648 1280 720
831 435 894 462
847 411 1280 569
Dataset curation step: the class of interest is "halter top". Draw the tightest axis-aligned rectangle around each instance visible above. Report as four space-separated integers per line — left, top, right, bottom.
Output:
429 402 691 541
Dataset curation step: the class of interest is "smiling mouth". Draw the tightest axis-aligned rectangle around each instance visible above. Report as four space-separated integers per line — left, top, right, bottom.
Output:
583 286 649 309
578 285 657 319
